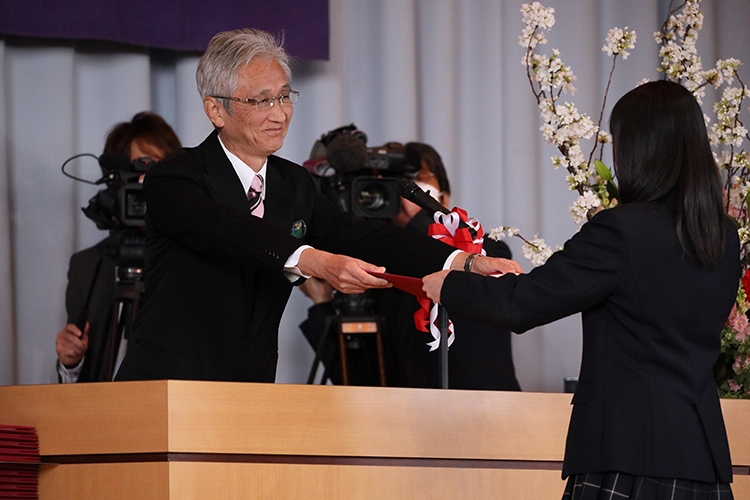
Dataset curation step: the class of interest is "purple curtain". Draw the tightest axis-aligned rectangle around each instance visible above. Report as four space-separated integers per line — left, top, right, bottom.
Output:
0 0 329 59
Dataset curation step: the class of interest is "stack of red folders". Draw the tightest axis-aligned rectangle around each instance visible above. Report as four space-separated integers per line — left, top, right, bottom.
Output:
0 425 40 499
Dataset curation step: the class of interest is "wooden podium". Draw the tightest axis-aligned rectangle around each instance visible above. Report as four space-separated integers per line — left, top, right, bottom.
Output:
0 381 748 499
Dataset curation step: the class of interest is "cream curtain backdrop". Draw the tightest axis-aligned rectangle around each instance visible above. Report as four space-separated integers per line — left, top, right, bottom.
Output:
1 0 748 390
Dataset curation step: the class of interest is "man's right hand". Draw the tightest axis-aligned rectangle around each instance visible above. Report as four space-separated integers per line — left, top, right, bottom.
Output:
55 323 89 368
297 249 391 295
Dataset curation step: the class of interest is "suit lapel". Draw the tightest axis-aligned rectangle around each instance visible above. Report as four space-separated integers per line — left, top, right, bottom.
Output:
200 135 295 234
201 131 248 212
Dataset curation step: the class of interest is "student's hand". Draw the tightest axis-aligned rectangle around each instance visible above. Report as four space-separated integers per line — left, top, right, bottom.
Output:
422 270 450 303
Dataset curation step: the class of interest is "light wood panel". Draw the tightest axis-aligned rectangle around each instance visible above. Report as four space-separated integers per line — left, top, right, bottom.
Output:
166 381 572 460
0 381 572 460
31 461 750 500
34 462 565 500
733 476 750 498
0 382 169 455
39 463 169 500
167 462 566 500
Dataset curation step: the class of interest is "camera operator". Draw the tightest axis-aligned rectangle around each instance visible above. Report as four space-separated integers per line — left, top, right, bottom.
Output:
386 142 520 390
300 142 521 390
55 112 181 383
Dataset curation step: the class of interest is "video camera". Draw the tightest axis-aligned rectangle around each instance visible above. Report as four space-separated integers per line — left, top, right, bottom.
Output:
81 154 155 231
304 124 419 218
61 152 156 276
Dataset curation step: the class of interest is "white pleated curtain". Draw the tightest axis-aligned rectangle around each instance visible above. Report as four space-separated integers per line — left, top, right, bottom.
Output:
1 0 747 390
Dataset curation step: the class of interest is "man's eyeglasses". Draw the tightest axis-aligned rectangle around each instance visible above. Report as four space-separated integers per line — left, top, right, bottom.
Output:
212 90 300 112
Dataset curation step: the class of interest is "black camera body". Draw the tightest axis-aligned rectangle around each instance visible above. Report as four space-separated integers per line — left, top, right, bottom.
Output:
82 154 155 231
79 154 156 276
306 124 418 218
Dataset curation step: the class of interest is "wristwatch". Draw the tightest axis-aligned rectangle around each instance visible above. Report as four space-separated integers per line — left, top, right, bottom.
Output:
464 253 480 272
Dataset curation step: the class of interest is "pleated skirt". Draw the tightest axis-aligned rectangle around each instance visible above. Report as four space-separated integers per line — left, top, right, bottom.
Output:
562 472 733 500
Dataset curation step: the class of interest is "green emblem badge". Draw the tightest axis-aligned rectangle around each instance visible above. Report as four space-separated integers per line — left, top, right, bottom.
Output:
291 220 307 238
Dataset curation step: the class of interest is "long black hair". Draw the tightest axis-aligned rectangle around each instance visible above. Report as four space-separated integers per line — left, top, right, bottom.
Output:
610 80 725 269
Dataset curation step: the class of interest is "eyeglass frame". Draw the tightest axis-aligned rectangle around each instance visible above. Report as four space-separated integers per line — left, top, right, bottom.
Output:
211 90 300 112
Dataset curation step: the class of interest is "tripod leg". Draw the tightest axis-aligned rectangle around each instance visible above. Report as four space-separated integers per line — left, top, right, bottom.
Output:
307 328 328 384
375 325 387 387
123 299 139 345
104 300 123 381
438 305 450 389
108 300 138 381
338 320 350 386
307 315 338 384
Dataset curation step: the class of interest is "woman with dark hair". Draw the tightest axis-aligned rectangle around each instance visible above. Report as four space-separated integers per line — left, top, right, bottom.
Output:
387 141 520 390
103 111 182 161
405 141 452 207
611 82 726 269
423 80 739 499
55 112 182 383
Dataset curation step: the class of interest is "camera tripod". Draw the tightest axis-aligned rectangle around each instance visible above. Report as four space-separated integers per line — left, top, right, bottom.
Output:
102 267 144 381
307 313 387 386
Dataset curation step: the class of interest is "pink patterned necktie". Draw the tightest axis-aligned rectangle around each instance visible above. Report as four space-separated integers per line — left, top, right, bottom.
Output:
247 174 264 217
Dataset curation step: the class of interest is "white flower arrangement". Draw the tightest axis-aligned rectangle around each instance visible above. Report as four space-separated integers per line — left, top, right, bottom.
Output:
498 0 750 397
489 226 562 267
490 1 634 263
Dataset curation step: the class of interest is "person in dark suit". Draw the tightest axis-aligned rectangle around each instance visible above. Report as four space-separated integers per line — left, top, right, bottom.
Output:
113 29 512 383
423 80 738 498
390 142 520 390
300 142 521 390
56 112 182 382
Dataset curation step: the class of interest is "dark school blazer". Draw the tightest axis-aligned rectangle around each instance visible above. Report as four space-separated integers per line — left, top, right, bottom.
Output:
441 203 740 483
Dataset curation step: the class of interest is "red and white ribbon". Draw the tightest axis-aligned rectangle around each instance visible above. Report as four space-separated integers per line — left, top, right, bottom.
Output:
414 207 485 350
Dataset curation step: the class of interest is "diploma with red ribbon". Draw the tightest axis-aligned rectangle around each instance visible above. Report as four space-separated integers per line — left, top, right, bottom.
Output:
368 271 429 300
369 207 486 351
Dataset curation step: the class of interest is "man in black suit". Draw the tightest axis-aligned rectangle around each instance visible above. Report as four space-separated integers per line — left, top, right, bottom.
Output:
114 29 515 383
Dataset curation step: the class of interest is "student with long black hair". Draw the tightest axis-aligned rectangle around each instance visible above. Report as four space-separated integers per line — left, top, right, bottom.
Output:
423 80 739 499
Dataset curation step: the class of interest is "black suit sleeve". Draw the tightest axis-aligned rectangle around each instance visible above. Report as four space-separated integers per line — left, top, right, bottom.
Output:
300 181 456 278
441 210 625 332
146 149 455 278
